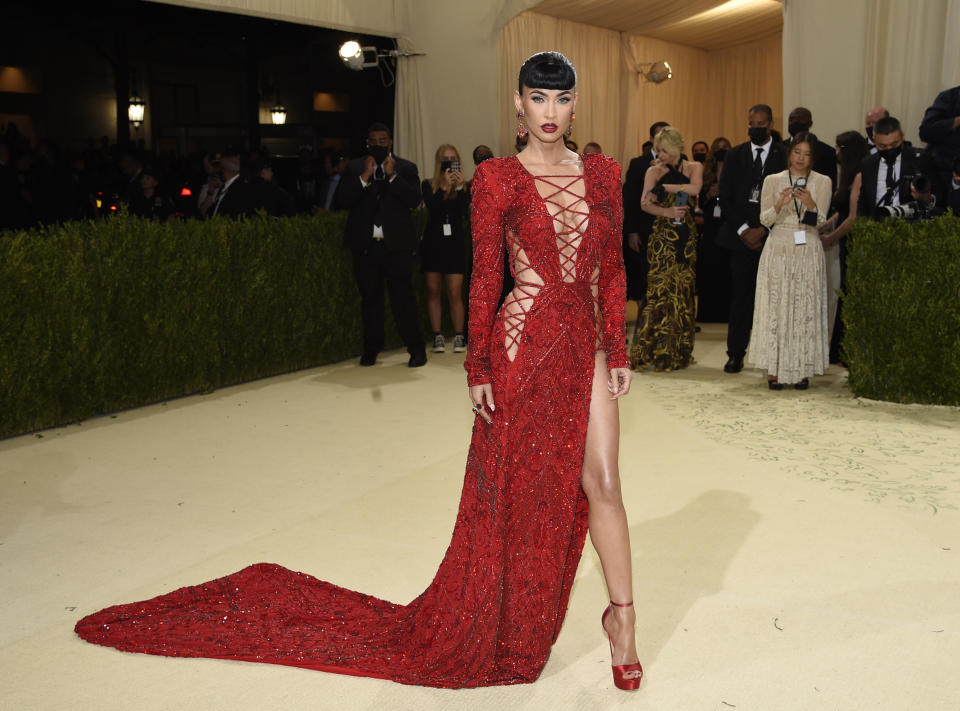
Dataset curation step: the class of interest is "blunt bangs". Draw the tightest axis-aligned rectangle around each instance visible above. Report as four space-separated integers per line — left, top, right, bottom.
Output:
518 51 577 94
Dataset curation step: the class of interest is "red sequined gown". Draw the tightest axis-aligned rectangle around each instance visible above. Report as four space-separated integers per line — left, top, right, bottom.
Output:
75 153 629 688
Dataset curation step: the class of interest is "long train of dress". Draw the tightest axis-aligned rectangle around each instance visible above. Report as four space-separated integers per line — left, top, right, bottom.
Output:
75 153 629 688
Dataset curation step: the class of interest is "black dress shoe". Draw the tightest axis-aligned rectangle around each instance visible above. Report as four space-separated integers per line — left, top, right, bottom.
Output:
794 378 809 390
408 352 427 368
359 353 377 367
767 379 783 390
723 355 744 373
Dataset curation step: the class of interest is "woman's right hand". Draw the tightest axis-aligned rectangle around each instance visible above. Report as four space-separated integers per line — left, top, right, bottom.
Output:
775 186 794 212
440 169 454 191
469 384 495 424
668 205 688 220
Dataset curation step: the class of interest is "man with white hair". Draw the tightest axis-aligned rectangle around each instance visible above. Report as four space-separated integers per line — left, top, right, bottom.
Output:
210 153 253 218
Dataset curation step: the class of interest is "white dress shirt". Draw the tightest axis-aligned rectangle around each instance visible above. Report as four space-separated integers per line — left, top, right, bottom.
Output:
875 153 903 208
738 138 773 234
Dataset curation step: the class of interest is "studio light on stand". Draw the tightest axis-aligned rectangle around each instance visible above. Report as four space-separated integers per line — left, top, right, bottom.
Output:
337 40 424 86
128 95 145 129
638 61 673 84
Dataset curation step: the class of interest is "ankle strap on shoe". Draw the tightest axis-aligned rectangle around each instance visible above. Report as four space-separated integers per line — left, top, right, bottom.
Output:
610 600 634 607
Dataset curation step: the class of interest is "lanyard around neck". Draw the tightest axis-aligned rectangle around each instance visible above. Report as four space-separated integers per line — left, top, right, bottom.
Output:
788 172 806 221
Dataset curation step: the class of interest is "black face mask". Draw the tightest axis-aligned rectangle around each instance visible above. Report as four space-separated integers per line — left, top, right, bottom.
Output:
368 144 390 165
866 125 874 140
748 127 769 145
878 145 902 164
693 152 707 163
788 122 809 137
474 153 493 166
713 148 728 162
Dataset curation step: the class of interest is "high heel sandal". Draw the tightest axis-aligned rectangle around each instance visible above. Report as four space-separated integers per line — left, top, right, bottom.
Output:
601 600 643 691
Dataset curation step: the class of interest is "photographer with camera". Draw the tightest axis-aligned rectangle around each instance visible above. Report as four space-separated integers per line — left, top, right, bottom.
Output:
337 122 426 368
857 116 942 221
421 144 469 354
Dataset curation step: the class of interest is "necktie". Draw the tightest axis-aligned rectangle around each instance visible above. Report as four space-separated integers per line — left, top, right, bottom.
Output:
375 165 385 182
212 185 224 216
885 158 897 190
753 147 763 181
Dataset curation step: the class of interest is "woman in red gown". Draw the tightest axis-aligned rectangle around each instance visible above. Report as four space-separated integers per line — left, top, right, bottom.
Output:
76 51 642 691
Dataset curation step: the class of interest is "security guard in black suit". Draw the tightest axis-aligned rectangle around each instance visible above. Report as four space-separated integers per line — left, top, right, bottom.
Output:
337 123 426 367
716 104 787 373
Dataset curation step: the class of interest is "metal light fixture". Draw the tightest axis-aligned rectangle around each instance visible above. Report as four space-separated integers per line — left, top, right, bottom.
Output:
338 40 424 71
270 104 287 125
128 95 145 128
639 61 673 84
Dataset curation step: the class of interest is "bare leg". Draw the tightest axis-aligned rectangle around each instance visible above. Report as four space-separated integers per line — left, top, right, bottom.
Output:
425 272 442 334
581 351 639 666
444 273 465 333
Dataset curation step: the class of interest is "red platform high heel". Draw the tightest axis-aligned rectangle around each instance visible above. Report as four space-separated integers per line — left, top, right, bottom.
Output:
601 600 643 691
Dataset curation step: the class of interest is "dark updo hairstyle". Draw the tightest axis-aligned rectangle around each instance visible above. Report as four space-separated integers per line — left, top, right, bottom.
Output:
518 51 577 94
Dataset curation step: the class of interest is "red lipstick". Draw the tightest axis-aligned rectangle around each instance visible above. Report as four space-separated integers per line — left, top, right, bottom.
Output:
541 123 558 133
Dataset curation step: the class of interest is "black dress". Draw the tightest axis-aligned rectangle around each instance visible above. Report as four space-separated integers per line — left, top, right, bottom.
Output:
420 180 469 274
696 162 731 322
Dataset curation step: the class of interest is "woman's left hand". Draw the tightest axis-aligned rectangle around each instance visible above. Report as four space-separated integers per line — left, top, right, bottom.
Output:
608 368 632 399
449 170 465 188
795 188 816 211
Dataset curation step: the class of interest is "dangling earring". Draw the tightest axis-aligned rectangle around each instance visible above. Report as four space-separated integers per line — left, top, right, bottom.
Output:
566 113 576 138
516 110 527 138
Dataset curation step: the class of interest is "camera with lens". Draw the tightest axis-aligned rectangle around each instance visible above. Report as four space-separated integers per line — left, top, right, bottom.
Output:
875 173 939 221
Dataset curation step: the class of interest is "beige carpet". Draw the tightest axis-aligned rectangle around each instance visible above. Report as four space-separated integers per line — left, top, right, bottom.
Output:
2 323 958 711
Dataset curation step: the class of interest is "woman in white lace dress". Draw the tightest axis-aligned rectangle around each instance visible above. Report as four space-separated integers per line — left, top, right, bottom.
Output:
748 133 831 390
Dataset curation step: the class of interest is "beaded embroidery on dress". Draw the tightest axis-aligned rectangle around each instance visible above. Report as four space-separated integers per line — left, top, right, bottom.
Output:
75 153 629 689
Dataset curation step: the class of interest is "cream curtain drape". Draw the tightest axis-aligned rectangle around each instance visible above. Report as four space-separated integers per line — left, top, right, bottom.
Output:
498 12 625 162
622 33 781 162
500 11 782 167
783 0 960 147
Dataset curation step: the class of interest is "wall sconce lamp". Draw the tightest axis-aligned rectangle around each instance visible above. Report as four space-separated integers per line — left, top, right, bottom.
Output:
639 61 673 83
128 95 145 128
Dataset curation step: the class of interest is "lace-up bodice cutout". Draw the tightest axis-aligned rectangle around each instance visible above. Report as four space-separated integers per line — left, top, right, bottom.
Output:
501 166 590 361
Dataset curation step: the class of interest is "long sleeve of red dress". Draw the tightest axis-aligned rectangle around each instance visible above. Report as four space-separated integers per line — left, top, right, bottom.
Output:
464 160 504 387
597 160 630 370
75 153 629 690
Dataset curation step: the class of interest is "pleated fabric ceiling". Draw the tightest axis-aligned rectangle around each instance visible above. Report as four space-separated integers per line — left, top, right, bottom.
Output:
531 0 782 49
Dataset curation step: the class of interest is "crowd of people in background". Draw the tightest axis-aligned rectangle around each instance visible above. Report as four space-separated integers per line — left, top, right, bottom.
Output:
0 130 352 229
2 83 958 379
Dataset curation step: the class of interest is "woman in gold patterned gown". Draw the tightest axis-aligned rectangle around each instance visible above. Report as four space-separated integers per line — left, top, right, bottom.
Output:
630 126 703 371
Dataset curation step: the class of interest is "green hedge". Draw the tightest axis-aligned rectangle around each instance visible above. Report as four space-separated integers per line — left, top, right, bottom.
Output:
844 214 960 405
0 212 444 439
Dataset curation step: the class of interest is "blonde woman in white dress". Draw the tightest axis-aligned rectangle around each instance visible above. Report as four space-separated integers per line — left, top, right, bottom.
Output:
748 133 831 390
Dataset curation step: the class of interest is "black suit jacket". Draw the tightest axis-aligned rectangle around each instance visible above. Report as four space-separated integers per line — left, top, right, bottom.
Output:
214 177 255 218
622 151 655 238
337 155 421 252
781 138 837 192
919 85 960 189
857 145 940 219
716 140 787 250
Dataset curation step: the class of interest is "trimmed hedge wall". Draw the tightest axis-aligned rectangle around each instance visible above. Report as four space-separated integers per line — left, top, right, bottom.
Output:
844 214 960 405
0 212 439 439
